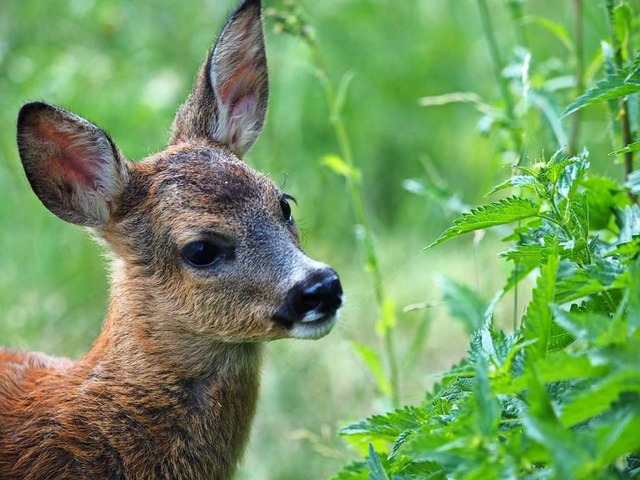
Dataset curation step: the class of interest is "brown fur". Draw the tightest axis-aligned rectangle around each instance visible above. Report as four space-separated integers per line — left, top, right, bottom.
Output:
0 1 340 478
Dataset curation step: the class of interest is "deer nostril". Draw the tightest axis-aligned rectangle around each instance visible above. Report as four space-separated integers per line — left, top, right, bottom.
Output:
295 271 343 317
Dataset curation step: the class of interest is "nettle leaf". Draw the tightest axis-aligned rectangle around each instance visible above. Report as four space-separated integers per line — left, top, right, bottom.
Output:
555 258 627 303
426 196 540 249
557 155 589 200
440 277 488 334
552 307 625 346
563 70 640 117
340 406 428 439
499 243 545 263
594 407 640 472
522 413 592 479
524 252 560 360
487 174 537 195
367 444 391 480
567 194 590 249
474 356 500 437
559 371 640 428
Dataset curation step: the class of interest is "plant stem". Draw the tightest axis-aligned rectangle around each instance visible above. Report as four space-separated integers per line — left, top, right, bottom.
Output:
570 0 584 156
606 0 635 186
477 0 523 162
307 39 401 408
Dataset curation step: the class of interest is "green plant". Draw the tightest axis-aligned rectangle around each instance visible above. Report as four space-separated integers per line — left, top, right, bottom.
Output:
333 149 640 480
331 1 640 478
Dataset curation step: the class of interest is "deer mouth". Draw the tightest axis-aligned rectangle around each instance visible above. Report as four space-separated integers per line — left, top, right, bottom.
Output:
288 311 339 339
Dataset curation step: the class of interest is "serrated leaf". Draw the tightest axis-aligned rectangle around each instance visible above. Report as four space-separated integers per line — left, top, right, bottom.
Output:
524 252 559 359
352 342 392 397
555 258 627 303
367 444 391 480
557 155 589 200
552 307 625 346
559 371 640 428
563 71 640 117
594 408 640 472
487 174 537 195
340 406 427 438
426 196 540 249
499 243 545 262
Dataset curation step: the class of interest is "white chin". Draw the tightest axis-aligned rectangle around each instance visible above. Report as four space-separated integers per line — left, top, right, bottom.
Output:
289 313 337 339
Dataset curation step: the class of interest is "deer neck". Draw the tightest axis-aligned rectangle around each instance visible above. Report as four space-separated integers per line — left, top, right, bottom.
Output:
78 263 263 479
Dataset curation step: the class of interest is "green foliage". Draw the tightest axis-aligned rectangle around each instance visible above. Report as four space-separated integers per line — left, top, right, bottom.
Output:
335 152 640 479
426 196 540 249
563 70 640 117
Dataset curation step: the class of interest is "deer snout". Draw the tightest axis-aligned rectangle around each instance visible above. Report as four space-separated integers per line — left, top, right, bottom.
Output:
275 267 343 339
295 268 343 318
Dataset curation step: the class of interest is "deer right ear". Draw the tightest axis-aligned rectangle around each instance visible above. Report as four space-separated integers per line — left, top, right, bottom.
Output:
17 102 129 227
170 0 268 158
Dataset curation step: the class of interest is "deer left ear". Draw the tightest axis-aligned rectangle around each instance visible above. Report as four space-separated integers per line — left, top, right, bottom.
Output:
17 102 129 227
171 0 268 158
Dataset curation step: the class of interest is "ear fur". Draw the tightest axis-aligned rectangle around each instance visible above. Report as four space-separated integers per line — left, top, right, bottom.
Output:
170 0 268 158
17 102 129 227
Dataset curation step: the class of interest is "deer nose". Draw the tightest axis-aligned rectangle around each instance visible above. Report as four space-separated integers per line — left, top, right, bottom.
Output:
274 267 343 328
294 268 343 318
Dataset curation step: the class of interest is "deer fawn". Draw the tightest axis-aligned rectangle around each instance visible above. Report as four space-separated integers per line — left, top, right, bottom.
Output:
0 0 343 478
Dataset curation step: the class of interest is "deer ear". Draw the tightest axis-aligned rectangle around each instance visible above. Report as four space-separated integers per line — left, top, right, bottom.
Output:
170 0 268 158
17 102 129 227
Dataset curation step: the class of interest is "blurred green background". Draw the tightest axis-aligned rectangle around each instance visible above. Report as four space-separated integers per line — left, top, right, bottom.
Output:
0 0 631 478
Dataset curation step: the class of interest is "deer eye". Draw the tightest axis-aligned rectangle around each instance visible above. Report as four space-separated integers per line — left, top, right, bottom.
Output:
280 194 295 223
181 240 231 268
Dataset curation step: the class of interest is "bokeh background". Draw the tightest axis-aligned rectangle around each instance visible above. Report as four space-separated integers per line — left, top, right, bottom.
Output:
0 1 629 478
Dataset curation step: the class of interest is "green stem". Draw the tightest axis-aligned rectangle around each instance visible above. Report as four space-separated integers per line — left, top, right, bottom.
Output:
606 0 635 190
308 40 401 408
569 0 584 156
477 0 523 162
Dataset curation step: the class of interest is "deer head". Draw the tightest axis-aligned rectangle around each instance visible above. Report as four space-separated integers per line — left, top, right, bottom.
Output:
16 0 343 348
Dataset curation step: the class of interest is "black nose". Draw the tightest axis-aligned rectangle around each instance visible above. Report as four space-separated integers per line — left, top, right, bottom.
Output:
294 268 343 317
274 268 343 327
